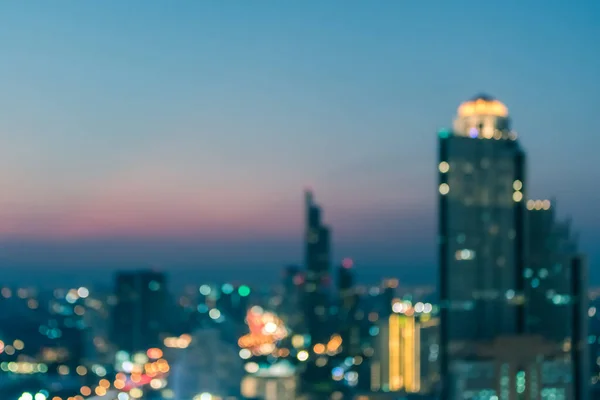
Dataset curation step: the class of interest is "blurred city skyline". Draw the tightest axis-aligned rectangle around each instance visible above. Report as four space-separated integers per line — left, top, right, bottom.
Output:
1 1 599 279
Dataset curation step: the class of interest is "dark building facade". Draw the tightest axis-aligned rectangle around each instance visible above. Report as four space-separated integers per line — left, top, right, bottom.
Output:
280 264 305 333
338 258 360 356
111 270 167 354
439 96 587 400
525 200 588 399
525 200 577 340
438 95 527 397
303 189 331 343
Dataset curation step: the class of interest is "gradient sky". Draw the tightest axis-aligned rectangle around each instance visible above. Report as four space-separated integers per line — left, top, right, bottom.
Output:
1 1 599 283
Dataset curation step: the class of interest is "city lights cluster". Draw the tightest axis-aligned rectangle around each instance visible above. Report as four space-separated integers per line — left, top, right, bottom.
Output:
0 361 48 374
163 334 192 349
527 199 551 210
238 307 288 355
0 338 25 355
18 392 49 400
391 300 434 315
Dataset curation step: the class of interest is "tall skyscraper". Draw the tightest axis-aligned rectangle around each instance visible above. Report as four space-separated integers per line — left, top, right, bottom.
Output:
525 199 577 340
298 190 333 399
419 314 441 394
570 255 589 400
111 270 168 354
380 278 399 318
338 258 360 356
303 189 331 343
525 199 589 400
280 265 305 333
438 95 527 396
439 96 587 400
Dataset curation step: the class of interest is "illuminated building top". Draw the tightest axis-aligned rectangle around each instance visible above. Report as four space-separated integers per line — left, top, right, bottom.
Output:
457 94 508 118
452 94 514 139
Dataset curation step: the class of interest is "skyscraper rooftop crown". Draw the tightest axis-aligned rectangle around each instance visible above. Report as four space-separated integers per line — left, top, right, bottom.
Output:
457 94 508 118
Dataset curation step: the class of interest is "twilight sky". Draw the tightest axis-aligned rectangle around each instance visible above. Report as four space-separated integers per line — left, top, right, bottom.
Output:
0 1 599 283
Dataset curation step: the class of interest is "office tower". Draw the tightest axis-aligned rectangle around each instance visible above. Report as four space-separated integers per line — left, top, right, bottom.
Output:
280 265 305 333
299 190 334 400
588 292 600 395
526 200 589 400
338 258 360 356
438 95 526 396
380 278 399 317
371 306 421 393
419 315 441 394
111 270 167 354
525 199 577 341
303 189 331 343
570 255 589 400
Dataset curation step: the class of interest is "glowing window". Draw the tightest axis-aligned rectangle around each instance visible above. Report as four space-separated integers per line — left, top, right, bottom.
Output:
439 183 450 195
513 191 523 202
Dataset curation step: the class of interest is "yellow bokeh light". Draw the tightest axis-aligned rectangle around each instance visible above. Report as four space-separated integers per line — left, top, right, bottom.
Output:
535 200 543 210
513 192 523 202
543 199 551 210
513 180 523 191
439 183 449 195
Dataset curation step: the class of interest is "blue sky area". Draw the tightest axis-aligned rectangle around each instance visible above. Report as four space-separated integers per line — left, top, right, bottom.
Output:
0 1 599 284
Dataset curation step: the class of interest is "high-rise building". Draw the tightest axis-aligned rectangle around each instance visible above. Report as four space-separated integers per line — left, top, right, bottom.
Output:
525 200 589 400
419 315 441 394
587 292 600 395
303 189 332 343
438 95 527 397
371 309 421 393
280 265 305 334
111 270 168 354
525 199 577 341
380 279 399 318
338 258 360 356
298 190 334 399
439 96 587 400
570 255 589 400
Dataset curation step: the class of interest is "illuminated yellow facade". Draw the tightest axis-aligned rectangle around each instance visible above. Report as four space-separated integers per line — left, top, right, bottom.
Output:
372 313 420 393
457 97 508 118
389 315 401 390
